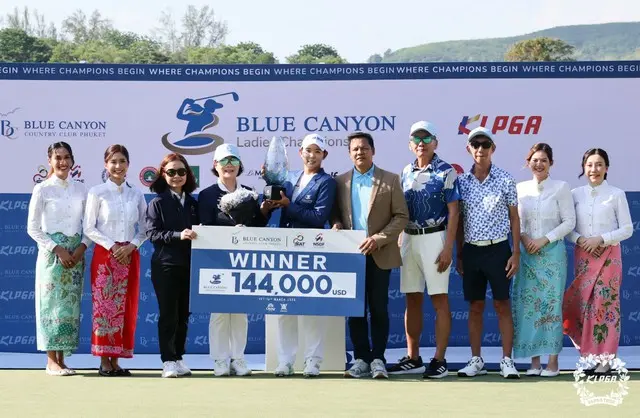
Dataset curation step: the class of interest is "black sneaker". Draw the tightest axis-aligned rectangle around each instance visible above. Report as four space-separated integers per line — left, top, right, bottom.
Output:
387 356 426 375
424 358 448 379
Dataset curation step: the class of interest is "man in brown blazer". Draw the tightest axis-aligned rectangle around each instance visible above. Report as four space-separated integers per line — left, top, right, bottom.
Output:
331 131 409 379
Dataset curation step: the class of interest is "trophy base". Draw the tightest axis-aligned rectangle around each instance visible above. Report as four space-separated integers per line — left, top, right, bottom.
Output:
263 185 286 201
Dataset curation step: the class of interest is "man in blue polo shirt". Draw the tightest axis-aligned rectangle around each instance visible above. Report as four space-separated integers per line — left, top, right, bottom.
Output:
456 126 521 379
387 121 460 379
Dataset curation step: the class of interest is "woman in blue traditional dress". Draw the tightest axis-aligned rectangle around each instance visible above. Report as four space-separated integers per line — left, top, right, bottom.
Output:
27 142 91 376
512 143 576 377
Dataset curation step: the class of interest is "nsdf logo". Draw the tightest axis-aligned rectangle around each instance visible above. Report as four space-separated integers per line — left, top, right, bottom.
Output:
0 246 36 256
458 114 542 135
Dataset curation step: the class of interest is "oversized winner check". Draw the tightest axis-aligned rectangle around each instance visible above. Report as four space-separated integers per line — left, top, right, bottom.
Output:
189 225 367 316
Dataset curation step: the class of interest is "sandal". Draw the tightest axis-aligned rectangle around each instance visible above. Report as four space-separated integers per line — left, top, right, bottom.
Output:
98 365 115 377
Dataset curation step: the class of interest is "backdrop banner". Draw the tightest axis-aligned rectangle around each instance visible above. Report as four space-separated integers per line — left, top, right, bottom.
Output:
1 61 640 356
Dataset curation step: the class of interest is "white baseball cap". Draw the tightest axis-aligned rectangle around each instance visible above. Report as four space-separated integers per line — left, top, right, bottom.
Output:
214 143 241 161
467 126 494 143
301 134 326 151
410 121 438 137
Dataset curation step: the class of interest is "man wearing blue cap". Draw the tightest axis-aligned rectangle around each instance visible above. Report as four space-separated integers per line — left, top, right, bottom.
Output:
387 121 460 379
455 126 521 379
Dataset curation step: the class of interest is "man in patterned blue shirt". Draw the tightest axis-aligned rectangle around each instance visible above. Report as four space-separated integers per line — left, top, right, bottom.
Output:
387 121 460 379
455 126 521 379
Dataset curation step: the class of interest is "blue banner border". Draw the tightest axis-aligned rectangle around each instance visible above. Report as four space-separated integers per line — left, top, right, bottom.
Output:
1 61 639 82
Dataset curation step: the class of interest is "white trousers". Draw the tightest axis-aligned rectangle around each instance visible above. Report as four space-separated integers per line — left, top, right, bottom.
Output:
277 315 327 364
208 313 248 361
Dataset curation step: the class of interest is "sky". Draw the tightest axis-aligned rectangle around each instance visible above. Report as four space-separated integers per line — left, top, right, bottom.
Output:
2 0 639 63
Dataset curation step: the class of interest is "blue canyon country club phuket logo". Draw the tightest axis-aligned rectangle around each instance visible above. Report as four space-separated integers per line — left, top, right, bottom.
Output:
161 92 239 155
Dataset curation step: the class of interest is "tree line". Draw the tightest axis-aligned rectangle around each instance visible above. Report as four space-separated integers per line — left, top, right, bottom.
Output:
0 6 576 64
0 6 347 64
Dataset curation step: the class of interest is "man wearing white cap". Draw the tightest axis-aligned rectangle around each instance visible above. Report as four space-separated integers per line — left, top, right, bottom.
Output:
455 126 521 379
266 133 337 377
387 121 460 379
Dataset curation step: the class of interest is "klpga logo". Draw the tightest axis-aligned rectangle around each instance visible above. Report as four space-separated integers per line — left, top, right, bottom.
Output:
0 200 28 211
458 114 542 135
0 246 36 256
161 92 239 155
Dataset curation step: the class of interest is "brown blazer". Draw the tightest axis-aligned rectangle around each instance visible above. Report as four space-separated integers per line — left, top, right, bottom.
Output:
330 165 409 270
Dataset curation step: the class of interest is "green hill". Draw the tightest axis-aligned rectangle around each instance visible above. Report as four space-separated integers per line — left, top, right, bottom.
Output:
370 22 640 63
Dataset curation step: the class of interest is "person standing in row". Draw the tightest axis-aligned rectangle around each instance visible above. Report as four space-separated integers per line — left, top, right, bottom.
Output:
84 144 148 377
27 142 91 376
388 121 459 379
564 148 633 374
269 134 337 378
146 153 199 378
456 127 521 379
512 143 575 377
198 144 272 377
332 131 409 379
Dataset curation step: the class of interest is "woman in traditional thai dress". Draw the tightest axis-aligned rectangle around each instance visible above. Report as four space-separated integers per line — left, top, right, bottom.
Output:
563 148 633 374
27 142 90 376
83 144 148 376
512 143 575 377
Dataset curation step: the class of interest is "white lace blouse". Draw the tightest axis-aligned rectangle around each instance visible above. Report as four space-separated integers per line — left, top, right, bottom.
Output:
517 178 576 243
83 179 148 250
27 175 92 251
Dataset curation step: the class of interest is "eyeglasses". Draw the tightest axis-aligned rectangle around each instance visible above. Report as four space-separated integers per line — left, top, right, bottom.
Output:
469 140 493 149
218 157 241 166
165 168 187 177
411 136 435 145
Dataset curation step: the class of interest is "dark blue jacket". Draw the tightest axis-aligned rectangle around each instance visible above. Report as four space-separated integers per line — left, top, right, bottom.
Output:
198 183 269 227
145 191 199 266
279 169 337 229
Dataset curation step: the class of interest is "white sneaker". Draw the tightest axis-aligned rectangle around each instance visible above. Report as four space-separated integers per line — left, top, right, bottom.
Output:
371 359 388 379
303 357 321 378
274 362 294 377
162 361 179 378
176 360 191 376
344 359 370 378
213 359 230 377
230 358 252 376
457 356 488 377
499 357 520 379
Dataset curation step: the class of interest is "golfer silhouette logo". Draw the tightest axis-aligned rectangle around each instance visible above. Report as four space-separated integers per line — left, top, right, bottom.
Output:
161 92 239 155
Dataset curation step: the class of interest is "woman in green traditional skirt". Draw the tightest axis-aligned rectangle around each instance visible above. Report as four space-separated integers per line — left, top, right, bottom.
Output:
27 142 91 376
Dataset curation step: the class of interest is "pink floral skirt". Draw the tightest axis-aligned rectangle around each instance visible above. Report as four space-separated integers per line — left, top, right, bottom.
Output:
562 245 623 356
90 243 140 358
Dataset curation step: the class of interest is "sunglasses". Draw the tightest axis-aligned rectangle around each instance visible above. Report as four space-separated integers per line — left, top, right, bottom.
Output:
165 168 187 177
218 157 241 166
411 136 435 145
469 140 493 149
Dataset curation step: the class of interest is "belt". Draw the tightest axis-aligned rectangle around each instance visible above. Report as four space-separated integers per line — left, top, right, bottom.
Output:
404 224 446 235
469 236 508 246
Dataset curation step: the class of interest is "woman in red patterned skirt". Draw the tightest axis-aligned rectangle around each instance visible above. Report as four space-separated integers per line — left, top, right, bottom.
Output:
83 144 148 376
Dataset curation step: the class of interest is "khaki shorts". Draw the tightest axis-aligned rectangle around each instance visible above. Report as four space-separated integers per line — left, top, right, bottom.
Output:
400 230 450 295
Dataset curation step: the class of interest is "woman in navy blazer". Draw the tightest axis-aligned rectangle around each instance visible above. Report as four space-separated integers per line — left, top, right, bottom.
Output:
267 134 337 378
145 153 199 378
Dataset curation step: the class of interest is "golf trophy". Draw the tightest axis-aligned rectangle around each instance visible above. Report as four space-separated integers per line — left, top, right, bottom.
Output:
263 136 289 201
